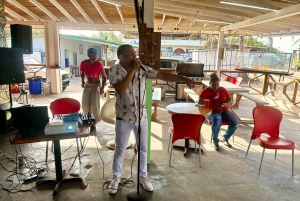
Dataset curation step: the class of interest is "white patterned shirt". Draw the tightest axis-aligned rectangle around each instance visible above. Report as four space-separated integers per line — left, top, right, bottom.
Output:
109 64 158 123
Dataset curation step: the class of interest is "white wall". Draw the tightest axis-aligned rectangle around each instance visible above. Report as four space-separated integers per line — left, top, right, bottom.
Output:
59 37 118 67
7 36 118 68
6 36 44 51
60 38 99 68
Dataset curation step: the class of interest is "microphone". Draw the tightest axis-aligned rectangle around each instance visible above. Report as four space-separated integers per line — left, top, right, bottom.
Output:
140 66 146 72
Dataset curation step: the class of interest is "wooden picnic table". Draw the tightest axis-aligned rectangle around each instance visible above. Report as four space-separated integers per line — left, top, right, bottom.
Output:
235 68 293 95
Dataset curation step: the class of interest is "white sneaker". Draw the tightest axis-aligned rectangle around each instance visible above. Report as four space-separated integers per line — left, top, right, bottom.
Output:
108 178 120 195
139 177 153 192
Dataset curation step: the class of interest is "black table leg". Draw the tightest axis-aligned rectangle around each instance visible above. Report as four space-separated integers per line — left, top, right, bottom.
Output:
36 140 85 196
184 139 189 156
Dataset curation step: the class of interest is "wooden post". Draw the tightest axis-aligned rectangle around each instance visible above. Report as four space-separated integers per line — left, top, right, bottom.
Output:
138 23 161 70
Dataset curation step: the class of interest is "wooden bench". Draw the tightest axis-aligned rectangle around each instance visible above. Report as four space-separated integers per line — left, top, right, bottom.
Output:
232 92 269 109
103 85 161 120
184 88 199 103
151 87 161 120
272 80 295 94
103 85 115 101
272 77 300 104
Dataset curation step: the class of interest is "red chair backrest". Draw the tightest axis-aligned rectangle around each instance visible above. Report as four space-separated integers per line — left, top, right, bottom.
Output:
49 98 80 117
223 76 243 86
171 113 205 145
11 83 21 93
252 106 282 139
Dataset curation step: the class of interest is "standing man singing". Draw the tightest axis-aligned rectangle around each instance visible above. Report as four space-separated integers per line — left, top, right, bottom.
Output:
80 47 107 133
108 44 196 194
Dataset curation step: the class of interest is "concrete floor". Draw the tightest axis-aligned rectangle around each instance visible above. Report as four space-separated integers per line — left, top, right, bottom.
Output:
0 75 300 201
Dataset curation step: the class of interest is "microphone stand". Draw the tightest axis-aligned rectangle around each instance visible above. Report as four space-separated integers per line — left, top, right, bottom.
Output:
127 69 149 201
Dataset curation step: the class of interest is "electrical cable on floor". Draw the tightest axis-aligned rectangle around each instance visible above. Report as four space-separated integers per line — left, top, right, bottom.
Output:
95 135 136 191
64 135 90 176
1 126 92 193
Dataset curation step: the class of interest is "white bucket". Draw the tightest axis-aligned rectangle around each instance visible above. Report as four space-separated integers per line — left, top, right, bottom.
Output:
43 82 51 94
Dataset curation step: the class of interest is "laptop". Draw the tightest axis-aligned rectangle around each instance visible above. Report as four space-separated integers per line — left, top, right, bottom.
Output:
10 106 49 138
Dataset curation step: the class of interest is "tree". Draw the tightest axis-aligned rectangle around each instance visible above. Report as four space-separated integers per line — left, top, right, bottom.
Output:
32 28 44 36
226 36 280 52
92 31 123 42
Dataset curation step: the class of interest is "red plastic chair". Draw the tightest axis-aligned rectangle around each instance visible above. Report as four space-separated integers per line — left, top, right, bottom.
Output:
46 98 83 162
168 113 205 167
11 83 28 104
206 119 234 144
245 106 295 174
224 76 244 108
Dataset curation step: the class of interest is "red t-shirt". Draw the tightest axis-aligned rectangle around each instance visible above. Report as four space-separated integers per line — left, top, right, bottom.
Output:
80 60 104 78
199 87 230 113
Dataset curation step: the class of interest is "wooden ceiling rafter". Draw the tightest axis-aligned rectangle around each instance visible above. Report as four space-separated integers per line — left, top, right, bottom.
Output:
29 0 60 22
49 0 77 23
70 0 93 23
2 0 300 36
7 0 42 21
116 5 126 24
91 0 110 24
5 7 28 21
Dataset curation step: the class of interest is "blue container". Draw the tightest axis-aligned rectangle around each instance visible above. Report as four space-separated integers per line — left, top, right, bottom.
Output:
65 58 69 67
28 76 42 94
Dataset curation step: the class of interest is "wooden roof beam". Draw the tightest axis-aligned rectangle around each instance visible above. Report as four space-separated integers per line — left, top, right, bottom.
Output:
5 21 44 26
70 0 93 23
155 8 235 25
176 18 181 26
221 4 300 31
5 7 28 21
7 0 43 21
29 0 60 22
156 25 219 32
91 0 110 24
5 16 13 21
156 1 256 19
190 19 195 27
116 6 126 24
161 14 166 26
57 22 133 29
49 0 77 23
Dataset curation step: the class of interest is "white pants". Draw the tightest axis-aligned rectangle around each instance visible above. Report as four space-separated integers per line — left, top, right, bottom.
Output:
112 118 148 179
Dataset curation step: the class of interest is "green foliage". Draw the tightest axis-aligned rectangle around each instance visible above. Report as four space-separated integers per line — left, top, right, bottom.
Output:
32 28 44 36
91 31 123 42
226 36 280 52
226 36 267 47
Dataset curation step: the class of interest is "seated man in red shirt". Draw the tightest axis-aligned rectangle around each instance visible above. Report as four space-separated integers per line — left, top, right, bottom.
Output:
198 73 239 151
80 48 107 133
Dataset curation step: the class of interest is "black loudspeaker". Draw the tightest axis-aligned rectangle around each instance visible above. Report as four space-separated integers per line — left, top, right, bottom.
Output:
10 24 33 54
0 47 25 84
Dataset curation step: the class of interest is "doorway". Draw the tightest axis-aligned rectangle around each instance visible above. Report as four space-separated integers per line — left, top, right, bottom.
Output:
73 52 77 65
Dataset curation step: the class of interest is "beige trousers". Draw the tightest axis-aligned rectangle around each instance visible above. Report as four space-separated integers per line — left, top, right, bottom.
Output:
82 83 101 122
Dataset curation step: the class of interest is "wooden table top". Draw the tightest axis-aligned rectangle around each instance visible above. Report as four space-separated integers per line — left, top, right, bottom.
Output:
202 80 249 93
11 124 90 145
166 103 212 116
235 68 293 76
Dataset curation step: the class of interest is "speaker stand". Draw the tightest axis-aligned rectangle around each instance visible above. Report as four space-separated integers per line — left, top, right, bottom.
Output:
9 84 13 108
127 191 149 201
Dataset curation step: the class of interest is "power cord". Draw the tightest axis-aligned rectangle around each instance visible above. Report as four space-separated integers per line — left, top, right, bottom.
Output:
96 135 136 191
